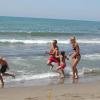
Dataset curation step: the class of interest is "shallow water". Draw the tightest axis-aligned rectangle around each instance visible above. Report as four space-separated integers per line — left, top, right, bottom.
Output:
0 16 100 87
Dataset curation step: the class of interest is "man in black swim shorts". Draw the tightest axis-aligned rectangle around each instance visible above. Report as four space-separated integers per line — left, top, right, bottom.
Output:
0 57 15 87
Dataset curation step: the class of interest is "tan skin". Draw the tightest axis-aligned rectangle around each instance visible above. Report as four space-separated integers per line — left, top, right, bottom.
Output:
47 40 60 69
0 58 15 87
70 38 80 79
56 54 66 78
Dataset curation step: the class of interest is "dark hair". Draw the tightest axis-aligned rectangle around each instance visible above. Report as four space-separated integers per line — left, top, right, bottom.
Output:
61 51 65 56
53 40 57 44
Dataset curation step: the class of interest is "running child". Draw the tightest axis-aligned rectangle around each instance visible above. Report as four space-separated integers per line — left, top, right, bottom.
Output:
47 40 60 70
56 51 68 78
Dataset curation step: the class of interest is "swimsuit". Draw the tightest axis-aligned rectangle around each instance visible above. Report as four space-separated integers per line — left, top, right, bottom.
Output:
73 47 81 59
0 64 8 74
48 56 59 64
48 46 59 64
60 63 66 69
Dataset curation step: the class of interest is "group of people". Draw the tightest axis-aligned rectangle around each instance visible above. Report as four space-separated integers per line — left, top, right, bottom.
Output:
47 36 81 79
0 36 80 87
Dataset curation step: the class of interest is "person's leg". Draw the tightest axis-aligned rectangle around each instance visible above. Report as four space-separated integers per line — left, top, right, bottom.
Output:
47 60 54 70
72 59 79 79
60 69 64 78
3 73 15 78
47 57 59 70
0 74 4 87
71 58 76 79
57 68 64 78
72 68 75 79
75 56 81 78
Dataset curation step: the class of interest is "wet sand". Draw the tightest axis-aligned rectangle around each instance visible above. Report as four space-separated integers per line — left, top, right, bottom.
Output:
0 80 100 100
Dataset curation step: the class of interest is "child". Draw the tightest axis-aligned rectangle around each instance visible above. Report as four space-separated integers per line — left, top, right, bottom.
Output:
0 57 15 87
47 40 60 70
56 51 68 78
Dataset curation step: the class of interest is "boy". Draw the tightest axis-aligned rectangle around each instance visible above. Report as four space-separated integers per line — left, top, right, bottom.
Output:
47 40 60 70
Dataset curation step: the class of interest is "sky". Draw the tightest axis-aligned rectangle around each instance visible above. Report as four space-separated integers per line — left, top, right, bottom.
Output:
0 0 100 21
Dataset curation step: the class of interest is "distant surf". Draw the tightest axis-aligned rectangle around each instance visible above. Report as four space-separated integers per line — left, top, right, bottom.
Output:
0 39 100 44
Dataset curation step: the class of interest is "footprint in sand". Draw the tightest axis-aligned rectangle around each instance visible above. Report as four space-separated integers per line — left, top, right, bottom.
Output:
24 97 38 100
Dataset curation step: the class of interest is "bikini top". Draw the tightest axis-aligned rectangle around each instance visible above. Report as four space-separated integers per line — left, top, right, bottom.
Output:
73 47 76 51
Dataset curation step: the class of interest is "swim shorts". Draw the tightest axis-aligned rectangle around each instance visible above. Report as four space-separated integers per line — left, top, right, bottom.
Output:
48 56 59 64
0 64 8 74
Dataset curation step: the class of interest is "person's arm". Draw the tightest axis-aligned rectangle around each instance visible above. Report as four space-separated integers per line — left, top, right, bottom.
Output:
5 60 9 70
45 48 54 55
45 51 53 55
45 44 54 55
55 47 60 58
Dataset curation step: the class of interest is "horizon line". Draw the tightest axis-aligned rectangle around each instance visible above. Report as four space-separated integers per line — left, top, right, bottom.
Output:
0 15 100 22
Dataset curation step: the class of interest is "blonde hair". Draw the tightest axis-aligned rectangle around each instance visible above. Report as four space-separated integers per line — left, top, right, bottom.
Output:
70 36 76 42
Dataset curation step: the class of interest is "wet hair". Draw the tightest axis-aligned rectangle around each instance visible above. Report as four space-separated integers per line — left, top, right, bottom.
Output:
53 40 57 44
61 51 65 56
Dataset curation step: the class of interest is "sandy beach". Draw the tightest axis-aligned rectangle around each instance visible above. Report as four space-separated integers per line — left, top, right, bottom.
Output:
0 80 100 100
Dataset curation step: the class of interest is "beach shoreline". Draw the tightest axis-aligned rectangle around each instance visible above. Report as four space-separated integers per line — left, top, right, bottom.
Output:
0 80 100 100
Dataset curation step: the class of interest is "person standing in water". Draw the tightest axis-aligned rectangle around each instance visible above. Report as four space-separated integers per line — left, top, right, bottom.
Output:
56 51 68 78
70 37 81 79
47 40 60 70
0 57 15 87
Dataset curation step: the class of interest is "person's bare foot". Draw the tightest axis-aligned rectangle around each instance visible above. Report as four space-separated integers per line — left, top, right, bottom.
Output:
1 82 4 88
75 75 79 79
60 74 64 79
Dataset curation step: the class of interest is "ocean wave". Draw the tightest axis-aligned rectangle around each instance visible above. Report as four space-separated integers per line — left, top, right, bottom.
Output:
81 68 100 75
5 67 100 83
0 39 100 44
83 54 100 60
0 39 51 44
12 72 59 82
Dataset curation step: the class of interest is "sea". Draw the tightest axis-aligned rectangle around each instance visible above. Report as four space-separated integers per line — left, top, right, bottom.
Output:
0 16 100 87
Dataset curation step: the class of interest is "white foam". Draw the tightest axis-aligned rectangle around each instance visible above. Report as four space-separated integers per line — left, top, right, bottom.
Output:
13 72 59 82
81 67 100 74
83 54 100 60
0 39 100 44
5 67 100 83
0 39 51 44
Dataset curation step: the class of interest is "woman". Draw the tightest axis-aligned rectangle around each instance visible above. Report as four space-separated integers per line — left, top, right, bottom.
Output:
70 37 81 79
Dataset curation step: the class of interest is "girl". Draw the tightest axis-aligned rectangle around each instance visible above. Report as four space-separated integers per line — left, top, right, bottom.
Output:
56 51 68 78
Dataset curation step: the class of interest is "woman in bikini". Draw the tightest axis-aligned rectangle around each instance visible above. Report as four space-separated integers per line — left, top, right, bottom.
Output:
47 40 60 70
70 37 81 79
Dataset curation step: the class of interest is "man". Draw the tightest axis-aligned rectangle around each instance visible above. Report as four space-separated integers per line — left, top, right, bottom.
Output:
0 57 15 87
